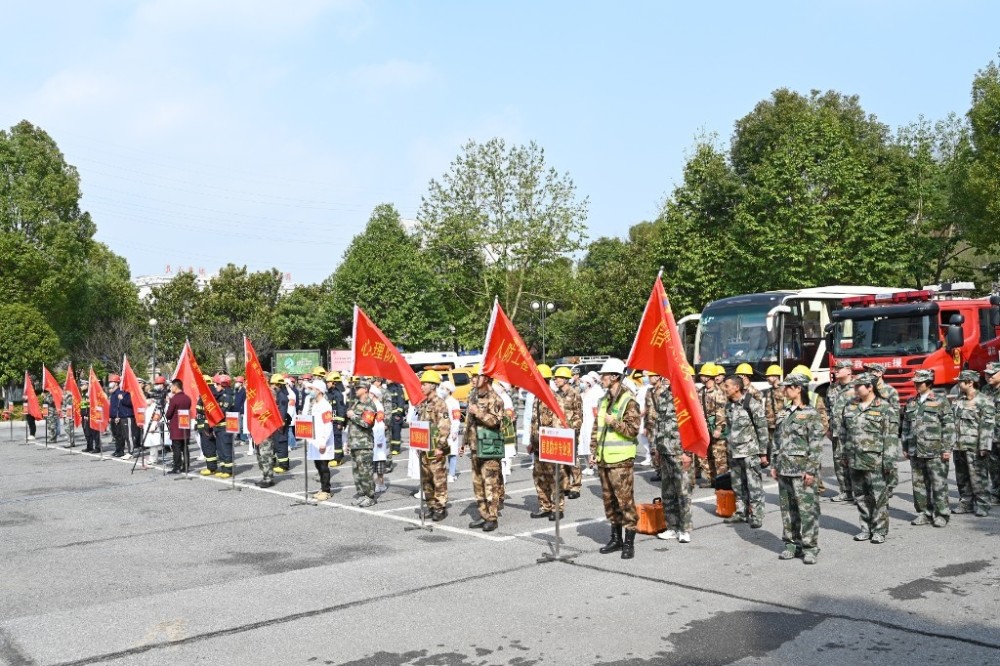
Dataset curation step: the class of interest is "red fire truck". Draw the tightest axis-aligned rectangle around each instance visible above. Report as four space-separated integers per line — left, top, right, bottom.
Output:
825 285 1000 404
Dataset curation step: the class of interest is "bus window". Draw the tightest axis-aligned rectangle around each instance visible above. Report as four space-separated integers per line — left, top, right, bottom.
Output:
980 307 993 343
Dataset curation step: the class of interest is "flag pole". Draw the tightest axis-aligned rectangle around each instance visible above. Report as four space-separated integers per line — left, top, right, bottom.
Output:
404 457 432 532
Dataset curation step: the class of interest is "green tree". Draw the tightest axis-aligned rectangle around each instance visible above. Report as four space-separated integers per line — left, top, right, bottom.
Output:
272 284 335 351
965 52 1000 253
145 272 209 366
202 264 284 369
729 89 915 289
325 204 449 351
0 303 63 387
417 138 588 337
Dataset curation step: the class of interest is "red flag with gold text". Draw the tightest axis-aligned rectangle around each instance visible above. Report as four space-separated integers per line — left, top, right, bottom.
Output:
243 337 283 441
481 300 566 426
23 372 42 420
64 363 83 427
42 366 64 412
626 274 709 457
88 366 110 432
121 355 148 414
171 341 223 427
351 306 426 406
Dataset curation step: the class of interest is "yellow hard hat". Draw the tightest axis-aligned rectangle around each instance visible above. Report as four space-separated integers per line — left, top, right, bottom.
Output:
201 374 212 382
554 366 573 379
312 366 326 378
735 363 753 376
327 371 342 382
269 373 284 385
765 365 783 378
420 369 442 385
792 365 812 380
686 365 695 376
537 363 553 379
645 370 659 378
698 363 716 377
713 364 726 377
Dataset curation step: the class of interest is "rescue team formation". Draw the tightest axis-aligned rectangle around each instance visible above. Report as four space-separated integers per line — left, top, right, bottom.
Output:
22 282 1000 564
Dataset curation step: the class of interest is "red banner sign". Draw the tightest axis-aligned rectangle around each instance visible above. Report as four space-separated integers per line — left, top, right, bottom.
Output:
178 410 191 430
135 410 145 428
225 412 240 434
409 420 430 451
539 427 576 465
294 415 314 440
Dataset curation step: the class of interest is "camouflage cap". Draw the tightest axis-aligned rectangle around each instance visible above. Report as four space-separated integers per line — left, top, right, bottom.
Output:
780 372 810 387
356 379 372 390
912 369 935 384
853 373 875 387
984 362 1000 376
863 362 886 374
958 369 981 383
833 360 854 370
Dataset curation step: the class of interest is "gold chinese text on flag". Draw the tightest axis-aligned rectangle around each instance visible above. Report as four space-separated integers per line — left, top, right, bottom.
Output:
626 274 709 458
172 342 222 427
481 299 566 426
64 363 83 428
42 366 64 412
243 337 283 441
351 305 425 405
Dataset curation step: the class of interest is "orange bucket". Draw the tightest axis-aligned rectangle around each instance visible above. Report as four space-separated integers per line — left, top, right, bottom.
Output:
636 497 667 535
715 489 736 518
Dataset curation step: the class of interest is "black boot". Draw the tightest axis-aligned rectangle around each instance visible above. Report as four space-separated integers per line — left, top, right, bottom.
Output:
599 524 623 554
621 529 636 559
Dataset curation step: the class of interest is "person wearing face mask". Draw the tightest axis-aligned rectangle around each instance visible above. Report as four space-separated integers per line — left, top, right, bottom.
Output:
107 374 133 458
306 379 336 501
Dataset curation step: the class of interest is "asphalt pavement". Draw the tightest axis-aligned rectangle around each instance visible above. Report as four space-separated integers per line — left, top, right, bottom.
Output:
2 423 999 665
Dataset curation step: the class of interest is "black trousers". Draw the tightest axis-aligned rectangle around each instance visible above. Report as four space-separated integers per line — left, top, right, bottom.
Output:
26 415 36 436
111 419 130 454
273 429 290 468
171 438 189 470
314 460 331 492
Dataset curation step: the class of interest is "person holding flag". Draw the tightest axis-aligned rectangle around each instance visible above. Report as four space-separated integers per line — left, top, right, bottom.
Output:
78 377 98 452
42 366 64 443
23 373 42 441
211 374 236 479
107 374 133 457
461 366 506 531
62 366 83 449
650 373 693 543
346 380 381 507
591 358 642 559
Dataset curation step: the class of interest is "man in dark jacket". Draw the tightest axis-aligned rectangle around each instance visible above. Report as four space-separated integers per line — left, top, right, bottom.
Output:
165 379 193 473
108 374 134 457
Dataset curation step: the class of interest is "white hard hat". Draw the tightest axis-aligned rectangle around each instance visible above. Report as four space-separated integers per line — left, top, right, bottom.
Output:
598 358 626 375
440 381 455 394
310 379 327 393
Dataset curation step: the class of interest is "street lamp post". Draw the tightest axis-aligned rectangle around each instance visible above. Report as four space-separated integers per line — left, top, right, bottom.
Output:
530 300 556 363
449 325 457 354
149 318 158 380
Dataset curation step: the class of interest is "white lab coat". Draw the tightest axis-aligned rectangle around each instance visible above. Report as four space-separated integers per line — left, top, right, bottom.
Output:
306 396 335 461
580 385 604 457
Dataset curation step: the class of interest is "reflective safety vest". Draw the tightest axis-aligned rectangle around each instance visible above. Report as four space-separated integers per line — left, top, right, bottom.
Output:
596 390 638 463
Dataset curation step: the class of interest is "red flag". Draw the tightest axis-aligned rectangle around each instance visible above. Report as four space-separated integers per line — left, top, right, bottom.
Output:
42 366 64 412
64 363 83 428
351 305 426 406
120 355 148 414
23 372 42 420
243 337 282 441
171 341 223 427
481 300 566 426
627 274 709 457
88 366 110 432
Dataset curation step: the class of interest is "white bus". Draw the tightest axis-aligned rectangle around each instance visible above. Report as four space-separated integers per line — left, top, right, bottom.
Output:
679 286 906 393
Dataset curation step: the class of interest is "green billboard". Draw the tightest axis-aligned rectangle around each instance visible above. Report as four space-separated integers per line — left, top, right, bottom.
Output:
273 350 322 377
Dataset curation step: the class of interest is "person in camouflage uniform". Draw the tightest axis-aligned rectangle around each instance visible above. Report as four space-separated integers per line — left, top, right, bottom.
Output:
591 358 641 559
530 381 566 519
79 379 98 453
827 361 856 502
43 390 59 443
982 362 1000 504
865 363 901 496
554 366 584 498
651 376 693 543
254 375 285 488
722 375 769 528
735 364 763 403
696 364 728 489
902 369 954 527
461 367 505 531
771 373 824 564
952 369 995 517
841 373 898 544
61 390 76 448
417 370 452 521
346 381 380 507
763 365 785 463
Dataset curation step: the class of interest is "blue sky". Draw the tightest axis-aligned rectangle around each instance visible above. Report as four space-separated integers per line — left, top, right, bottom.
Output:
2 1 998 286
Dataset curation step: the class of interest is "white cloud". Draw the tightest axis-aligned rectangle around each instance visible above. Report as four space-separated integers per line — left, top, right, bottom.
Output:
132 0 364 36
350 59 435 92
